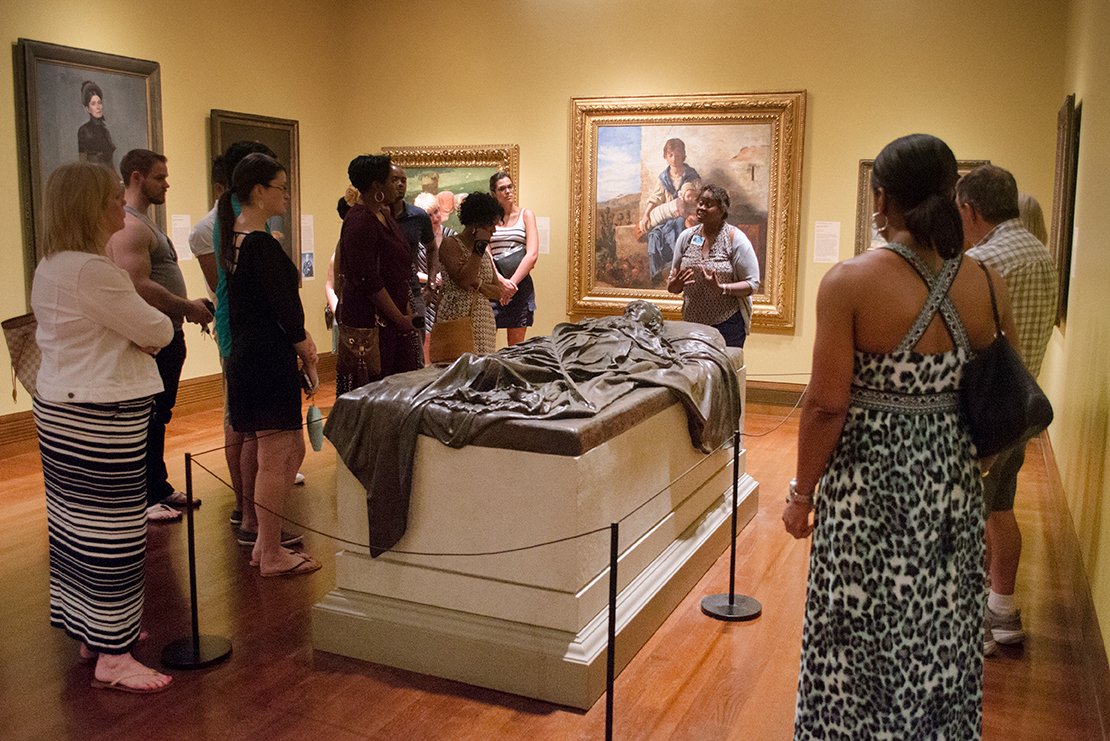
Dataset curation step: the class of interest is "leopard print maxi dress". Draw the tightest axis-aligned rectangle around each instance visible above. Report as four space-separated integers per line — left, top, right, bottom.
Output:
794 245 984 740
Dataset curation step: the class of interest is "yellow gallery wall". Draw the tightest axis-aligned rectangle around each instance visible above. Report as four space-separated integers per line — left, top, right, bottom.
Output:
2 0 1068 424
1048 0 1110 649
0 0 355 419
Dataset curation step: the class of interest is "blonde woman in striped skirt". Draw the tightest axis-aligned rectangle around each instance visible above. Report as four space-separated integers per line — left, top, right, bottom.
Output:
32 162 175 694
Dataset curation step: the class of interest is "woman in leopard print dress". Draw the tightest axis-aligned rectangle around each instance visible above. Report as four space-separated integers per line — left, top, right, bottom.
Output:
783 134 1020 740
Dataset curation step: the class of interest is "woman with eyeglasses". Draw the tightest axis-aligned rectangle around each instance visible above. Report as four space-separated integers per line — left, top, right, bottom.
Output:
219 153 320 577
488 172 539 346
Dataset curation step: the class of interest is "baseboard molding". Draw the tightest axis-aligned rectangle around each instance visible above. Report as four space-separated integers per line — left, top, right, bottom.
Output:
0 409 35 450
1039 433 1110 739
0 352 340 447
746 380 805 412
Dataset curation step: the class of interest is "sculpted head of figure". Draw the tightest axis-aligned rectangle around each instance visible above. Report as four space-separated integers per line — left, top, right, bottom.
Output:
624 300 664 334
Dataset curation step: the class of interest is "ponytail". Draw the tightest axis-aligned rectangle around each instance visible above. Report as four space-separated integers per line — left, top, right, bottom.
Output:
217 190 237 277
217 152 286 276
905 192 964 259
872 134 961 257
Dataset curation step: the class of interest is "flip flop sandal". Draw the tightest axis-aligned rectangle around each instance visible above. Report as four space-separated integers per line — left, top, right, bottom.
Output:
161 491 201 509
236 529 303 547
147 503 183 522
91 670 173 694
260 553 321 578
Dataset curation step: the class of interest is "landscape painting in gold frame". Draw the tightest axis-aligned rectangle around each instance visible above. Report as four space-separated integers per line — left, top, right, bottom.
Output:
568 91 806 330
382 144 519 233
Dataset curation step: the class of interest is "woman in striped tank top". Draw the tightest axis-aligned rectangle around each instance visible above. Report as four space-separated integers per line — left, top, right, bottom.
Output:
489 172 539 345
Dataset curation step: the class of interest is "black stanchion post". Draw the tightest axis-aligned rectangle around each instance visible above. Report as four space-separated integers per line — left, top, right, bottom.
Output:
606 522 618 741
161 452 233 669
701 429 762 621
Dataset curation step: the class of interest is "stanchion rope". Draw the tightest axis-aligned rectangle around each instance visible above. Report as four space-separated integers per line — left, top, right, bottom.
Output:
188 418 735 558
186 378 804 557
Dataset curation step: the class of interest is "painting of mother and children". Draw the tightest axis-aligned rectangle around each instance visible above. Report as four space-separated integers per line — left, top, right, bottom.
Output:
593 124 770 291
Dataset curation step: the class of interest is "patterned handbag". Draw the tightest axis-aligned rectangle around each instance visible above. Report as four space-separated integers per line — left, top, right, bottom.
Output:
428 293 476 364
336 322 381 386
2 312 39 401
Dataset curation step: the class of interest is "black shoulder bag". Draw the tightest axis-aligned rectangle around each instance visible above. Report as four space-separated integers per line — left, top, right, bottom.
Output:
959 261 1053 457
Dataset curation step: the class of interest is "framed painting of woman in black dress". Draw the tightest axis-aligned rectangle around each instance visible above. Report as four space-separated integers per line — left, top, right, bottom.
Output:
14 38 163 305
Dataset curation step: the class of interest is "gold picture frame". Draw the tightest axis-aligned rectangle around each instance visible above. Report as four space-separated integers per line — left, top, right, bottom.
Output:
854 158 990 255
1049 94 1080 328
567 91 807 330
382 144 519 232
15 38 163 305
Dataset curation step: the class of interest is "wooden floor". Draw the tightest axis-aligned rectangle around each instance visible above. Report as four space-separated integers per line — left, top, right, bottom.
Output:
0 384 1106 740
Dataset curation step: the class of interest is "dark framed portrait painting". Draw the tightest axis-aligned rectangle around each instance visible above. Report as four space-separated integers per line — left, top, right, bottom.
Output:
1050 93 1080 328
14 38 163 303
210 109 301 281
568 92 806 331
382 145 519 234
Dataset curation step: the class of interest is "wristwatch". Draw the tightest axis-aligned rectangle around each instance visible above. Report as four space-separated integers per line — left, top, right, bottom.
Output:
786 478 814 509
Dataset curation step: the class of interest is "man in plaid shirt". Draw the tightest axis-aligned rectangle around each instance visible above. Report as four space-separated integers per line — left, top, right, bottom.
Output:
958 165 1058 654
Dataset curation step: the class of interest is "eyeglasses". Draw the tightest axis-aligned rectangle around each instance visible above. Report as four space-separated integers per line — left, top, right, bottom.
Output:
267 183 289 192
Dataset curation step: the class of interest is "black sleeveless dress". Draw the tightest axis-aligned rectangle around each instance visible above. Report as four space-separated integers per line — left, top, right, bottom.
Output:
226 231 306 432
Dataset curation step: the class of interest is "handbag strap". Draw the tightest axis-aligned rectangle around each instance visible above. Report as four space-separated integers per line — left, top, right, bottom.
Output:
335 208 385 327
974 260 1005 335
468 286 480 318
334 235 346 326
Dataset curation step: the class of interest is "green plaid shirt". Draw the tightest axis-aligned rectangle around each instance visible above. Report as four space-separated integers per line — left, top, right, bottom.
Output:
966 219 1058 379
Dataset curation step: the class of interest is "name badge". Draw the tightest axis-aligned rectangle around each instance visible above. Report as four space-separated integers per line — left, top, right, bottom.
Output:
691 235 705 247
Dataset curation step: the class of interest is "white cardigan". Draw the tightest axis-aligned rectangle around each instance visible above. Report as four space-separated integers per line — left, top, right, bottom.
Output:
32 251 174 403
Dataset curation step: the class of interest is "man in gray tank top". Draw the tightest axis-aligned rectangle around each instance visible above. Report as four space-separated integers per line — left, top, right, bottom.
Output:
108 149 213 522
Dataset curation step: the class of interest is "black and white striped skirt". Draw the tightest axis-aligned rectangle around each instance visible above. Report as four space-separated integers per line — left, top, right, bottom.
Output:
34 395 153 654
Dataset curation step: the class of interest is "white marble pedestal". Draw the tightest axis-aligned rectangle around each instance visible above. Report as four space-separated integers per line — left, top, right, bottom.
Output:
313 355 758 709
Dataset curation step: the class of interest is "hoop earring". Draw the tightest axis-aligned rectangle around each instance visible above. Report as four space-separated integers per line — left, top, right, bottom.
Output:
872 211 888 239
373 189 385 204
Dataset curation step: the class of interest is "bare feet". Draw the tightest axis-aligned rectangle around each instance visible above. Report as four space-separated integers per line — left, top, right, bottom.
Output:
92 652 172 694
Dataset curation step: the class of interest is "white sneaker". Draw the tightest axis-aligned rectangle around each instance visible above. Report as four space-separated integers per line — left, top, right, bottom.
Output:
984 617 997 656
986 605 1025 644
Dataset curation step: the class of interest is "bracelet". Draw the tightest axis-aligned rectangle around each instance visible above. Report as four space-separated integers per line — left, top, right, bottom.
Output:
785 478 814 509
